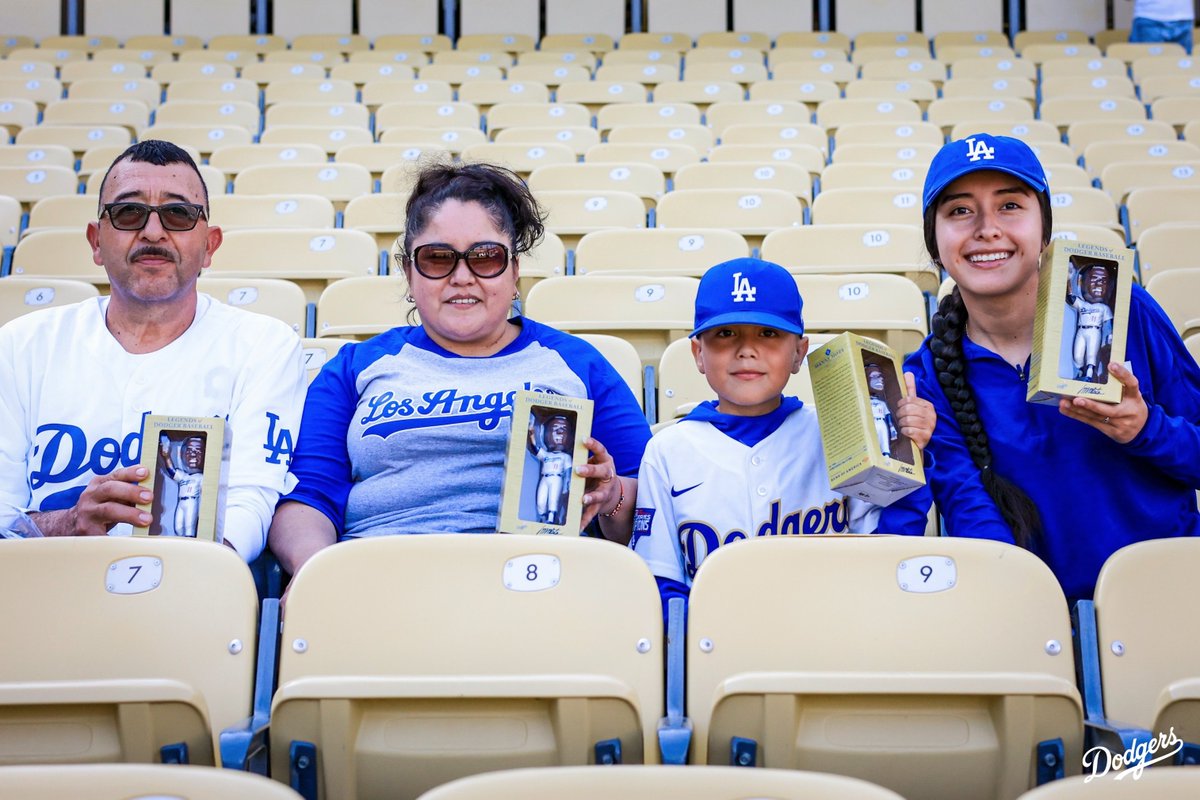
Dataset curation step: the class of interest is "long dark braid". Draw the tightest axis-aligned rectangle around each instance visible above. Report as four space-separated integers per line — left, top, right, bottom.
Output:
929 287 1042 549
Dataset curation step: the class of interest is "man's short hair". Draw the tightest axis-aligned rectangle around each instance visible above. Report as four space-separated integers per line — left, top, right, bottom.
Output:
96 140 209 213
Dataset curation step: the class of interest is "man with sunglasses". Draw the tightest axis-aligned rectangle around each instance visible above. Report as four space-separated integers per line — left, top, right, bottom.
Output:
0 140 305 561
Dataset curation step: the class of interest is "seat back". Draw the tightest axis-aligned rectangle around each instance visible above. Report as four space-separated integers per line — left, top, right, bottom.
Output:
270 535 664 800
655 187 805 250
0 277 99 326
1125 186 1200 243
1015 769 1200 799
686 536 1083 799
315 274 412 339
524 274 697 366
574 227 750 277
761 224 939 293
196 277 308 335
0 538 258 766
416 764 906 800
10 229 108 285
299 336 355 384
792 273 929 354
576 333 644 411
0 763 303 799
208 228 378 302
232 163 373 211
1091 538 1200 744
1134 223 1200 282
810 187 924 228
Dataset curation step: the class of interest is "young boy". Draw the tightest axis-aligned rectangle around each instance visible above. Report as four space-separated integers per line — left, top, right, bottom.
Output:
630 258 936 611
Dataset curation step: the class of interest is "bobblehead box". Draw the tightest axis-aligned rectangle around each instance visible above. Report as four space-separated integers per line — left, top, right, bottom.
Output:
808 332 924 506
498 390 594 536
1027 238 1133 406
133 414 230 543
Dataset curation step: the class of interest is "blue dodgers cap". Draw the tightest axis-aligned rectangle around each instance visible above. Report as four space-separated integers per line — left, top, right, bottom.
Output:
691 257 804 338
922 132 1050 214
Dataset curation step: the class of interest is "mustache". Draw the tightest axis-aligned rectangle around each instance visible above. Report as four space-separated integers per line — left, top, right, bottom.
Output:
131 246 176 262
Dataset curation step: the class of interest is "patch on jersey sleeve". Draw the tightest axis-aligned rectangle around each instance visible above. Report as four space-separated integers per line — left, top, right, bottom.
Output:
630 507 655 549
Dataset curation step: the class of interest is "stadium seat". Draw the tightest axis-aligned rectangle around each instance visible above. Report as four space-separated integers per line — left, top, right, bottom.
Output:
926 96 1035 135
1015 769 1200 798
939 76 1036 106
152 61 239 83
828 141 940 167
196 276 309 335
653 79 745 112
655 187 805 251
1145 269 1200 339
672 162 812 205
1124 186 1200 243
1039 97 1147 135
416 764 905 800
761 224 940 293
342 192 407 255
24 194 102 236
1047 187 1122 232
1073 538 1200 764
819 162 927 194
686 535 1083 798
0 277 98 326
748 78 841 111
379 126 487 155
208 144 329 181
524 274 698 365
299 336 355 384
811 187 924 228
1101 161 1200 206
1040 56 1128 80
1150 95 1200 134
459 79 550 115
9 229 106 285
360 78 453 110
492 125 600 157
555 80 649 116
0 763 302 800
488 101 592 138
576 333 645 411
535 189 648 250
1049 224 1129 252
0 537 270 768
233 163 372 212
315 274 413 339
209 194 336 231
792 272 929 353
1065 119 1178 157
208 228 379 302
597 102 700 137
1133 223 1200 282
816 97 923 134
0 76 64 111
948 56 1038 82
0 193 20 254
605 123 714 155
528 163 665 212
464 140 580 179
717 122 827 158
573 227 750 277
270 535 664 800
585 142 703 178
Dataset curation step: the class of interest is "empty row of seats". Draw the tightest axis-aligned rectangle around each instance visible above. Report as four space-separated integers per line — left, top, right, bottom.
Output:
3 532 1198 799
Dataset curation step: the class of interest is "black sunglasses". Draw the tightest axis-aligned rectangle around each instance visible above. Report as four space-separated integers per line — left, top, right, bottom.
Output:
399 241 511 280
101 202 208 232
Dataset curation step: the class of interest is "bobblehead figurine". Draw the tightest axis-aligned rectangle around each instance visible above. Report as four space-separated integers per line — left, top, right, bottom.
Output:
160 433 205 538
865 362 899 459
1066 260 1115 383
528 414 574 525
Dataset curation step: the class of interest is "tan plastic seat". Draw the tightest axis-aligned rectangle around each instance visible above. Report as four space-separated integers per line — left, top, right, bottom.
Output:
459 79 550 114
748 79 841 111
460 141 576 178
584 142 703 178
524 274 698 365
262 78 357 108
66 77 162 109
209 194 337 230
926 96 1035 135
270 535 664 799
535 188 648 250
555 80 649 115
299 336 355 384
315 274 412 338
42 98 150 135
948 56 1038 81
811 187 924 228
0 165 78 210
0 277 99 326
0 97 42 138
818 161 927 193
844 77 939 110
208 227 379 302
596 101 702 135
789 272 928 353
25 194 103 236
164 77 259 106
417 765 905 800
655 187 805 251
762 224 940 293
1085 537 1200 757
196 276 308 334
138 124 255 158
1133 223 1200 282
1020 42 1102 65
828 141 939 167
233 163 373 211
342 192 407 253
656 333 826 421
686 535 1083 799
1145 269 1200 339
1047 186 1122 231
604 123 714 154
152 60 238 83
0 538 260 767
717 122 827 157
684 61 769 88
489 101 592 138
1016 769 1200 799
258 124 374 155
939 76 1036 106
492 125 601 157
1065 119 1178 156
1101 161 1200 205
672 161 812 204
378 126 488 155
1038 96 1147 135
1040 56 1128 80
0 76 63 110
1125 186 1200 243
833 120 944 149
375 101 482 137
1149 95 1200 134
573 227 750 277
815 97 923 134
208 143 329 180
331 61 420 88
576 333 644 411
506 61 593 88
0 764 303 800
154 100 261 135
360 78 453 110
1041 75 1137 102
528 163 665 210
653 79 745 112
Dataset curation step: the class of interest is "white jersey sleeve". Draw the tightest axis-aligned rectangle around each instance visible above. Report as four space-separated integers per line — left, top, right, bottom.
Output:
630 432 688 584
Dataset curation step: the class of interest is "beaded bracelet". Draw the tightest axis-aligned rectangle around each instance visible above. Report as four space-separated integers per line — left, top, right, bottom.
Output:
601 479 625 518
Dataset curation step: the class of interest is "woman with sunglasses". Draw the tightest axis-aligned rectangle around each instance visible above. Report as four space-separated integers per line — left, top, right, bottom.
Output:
268 162 651 577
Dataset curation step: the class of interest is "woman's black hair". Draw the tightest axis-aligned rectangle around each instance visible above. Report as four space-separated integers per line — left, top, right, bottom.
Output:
401 161 546 259
922 189 1053 550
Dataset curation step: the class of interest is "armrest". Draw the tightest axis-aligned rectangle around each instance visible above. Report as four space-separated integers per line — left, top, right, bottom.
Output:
657 595 692 765
220 597 280 772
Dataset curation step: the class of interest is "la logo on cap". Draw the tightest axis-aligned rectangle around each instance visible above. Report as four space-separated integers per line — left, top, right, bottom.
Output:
730 271 757 302
965 136 996 162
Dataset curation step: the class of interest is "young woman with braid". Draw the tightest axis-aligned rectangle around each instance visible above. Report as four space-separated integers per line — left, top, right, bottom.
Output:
906 133 1200 603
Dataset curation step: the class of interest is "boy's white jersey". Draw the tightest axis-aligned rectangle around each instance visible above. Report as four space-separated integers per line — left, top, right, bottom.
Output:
630 404 879 584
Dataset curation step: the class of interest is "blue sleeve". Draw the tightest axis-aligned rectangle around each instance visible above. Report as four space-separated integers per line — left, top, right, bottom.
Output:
279 342 361 535
904 346 1015 544
876 481 933 535
1120 285 1200 486
656 575 690 629
549 329 651 478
